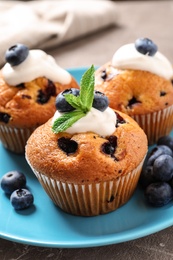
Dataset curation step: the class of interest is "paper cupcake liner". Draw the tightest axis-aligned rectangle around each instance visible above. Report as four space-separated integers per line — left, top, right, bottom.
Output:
0 125 36 154
132 105 173 145
27 157 145 216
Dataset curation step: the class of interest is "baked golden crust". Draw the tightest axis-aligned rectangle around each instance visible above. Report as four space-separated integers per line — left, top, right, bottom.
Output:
95 62 173 115
0 72 79 128
25 111 148 184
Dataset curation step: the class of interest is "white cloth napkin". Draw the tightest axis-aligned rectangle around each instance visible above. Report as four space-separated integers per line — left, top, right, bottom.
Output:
0 0 119 67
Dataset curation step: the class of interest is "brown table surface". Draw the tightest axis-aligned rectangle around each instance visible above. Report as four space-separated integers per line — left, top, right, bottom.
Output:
1 1 173 260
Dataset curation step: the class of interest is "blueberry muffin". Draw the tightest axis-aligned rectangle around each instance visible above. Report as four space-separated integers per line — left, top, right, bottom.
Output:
0 44 79 153
26 66 147 216
95 38 173 145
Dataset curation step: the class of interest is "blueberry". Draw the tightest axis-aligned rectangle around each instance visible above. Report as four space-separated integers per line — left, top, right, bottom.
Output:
0 171 26 194
135 38 158 56
37 80 56 104
153 154 173 182
101 142 115 155
55 88 80 112
10 188 34 210
115 112 126 127
147 145 172 166
157 145 173 156
92 91 109 111
101 136 117 157
139 165 156 188
157 135 173 151
0 112 11 123
145 182 173 207
101 70 107 80
58 137 78 155
5 44 29 66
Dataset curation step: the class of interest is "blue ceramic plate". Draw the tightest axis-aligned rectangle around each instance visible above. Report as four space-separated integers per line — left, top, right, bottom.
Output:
0 67 173 248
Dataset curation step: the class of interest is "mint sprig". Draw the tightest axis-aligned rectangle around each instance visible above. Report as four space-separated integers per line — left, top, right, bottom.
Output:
52 65 95 133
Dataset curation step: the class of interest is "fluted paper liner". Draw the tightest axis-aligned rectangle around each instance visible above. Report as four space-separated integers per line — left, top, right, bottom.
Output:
27 157 145 216
132 105 173 145
0 125 36 154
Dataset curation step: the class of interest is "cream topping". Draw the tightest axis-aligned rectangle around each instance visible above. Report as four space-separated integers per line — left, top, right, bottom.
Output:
2 50 71 86
112 43 173 80
52 107 117 136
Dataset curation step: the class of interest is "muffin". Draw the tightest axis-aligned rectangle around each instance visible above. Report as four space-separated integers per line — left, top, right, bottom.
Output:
26 66 148 216
95 38 173 145
0 43 79 153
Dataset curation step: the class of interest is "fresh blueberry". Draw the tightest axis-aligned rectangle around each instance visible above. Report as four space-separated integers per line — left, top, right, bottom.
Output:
153 154 173 182
157 135 173 151
5 44 29 66
92 91 109 111
139 165 156 188
145 182 173 207
55 88 80 112
10 188 34 210
157 145 173 156
147 145 172 166
135 38 158 56
0 171 26 194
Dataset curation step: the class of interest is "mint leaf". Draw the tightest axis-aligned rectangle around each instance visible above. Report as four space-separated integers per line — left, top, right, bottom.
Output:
64 94 81 110
52 110 85 133
80 64 95 112
52 65 95 134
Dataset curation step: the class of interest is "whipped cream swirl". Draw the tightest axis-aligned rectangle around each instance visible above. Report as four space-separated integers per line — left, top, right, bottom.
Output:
52 107 117 136
2 50 71 86
112 43 173 80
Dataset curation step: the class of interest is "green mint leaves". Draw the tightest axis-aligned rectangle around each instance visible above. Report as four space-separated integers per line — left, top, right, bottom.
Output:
52 65 95 133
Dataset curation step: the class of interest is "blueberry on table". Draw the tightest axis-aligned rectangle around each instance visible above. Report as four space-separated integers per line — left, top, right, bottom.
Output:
157 135 173 151
153 154 173 182
0 171 26 194
5 43 29 66
10 188 34 210
92 91 109 112
55 88 80 112
135 38 158 56
145 182 173 207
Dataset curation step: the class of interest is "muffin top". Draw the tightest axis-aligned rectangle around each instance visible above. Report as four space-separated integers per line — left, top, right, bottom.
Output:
95 38 173 115
0 44 78 128
26 66 147 184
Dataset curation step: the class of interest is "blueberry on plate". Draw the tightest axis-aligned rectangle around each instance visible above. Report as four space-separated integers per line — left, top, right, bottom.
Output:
157 135 173 151
92 91 109 112
5 43 29 66
146 145 172 166
153 154 173 182
135 38 158 56
10 188 34 210
55 88 80 112
145 182 173 207
0 170 26 194
139 165 156 188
